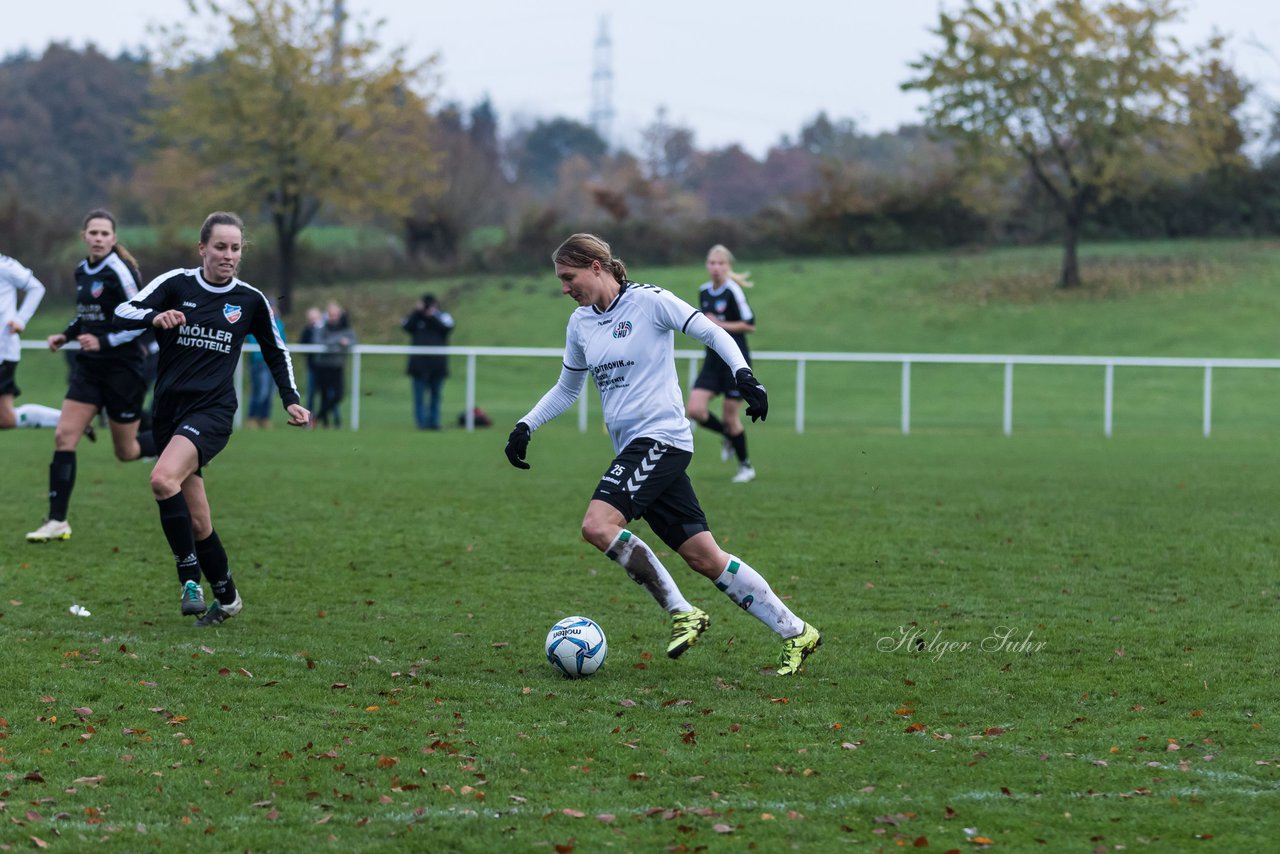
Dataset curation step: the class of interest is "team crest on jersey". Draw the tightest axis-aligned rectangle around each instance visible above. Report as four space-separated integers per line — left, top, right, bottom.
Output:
714 299 728 313
612 320 633 339
223 304 242 323
90 280 104 299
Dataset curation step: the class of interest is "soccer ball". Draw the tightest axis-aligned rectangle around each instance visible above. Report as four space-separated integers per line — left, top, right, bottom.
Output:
545 616 608 678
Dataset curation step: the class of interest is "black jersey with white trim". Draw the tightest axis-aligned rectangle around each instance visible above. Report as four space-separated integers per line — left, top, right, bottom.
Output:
64 250 146 362
697 279 754 368
114 268 300 415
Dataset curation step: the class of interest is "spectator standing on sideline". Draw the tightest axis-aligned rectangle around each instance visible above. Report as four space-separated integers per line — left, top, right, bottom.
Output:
504 233 821 676
113 211 308 626
312 300 355 429
246 300 286 429
402 293 455 430
1 249 62 431
685 244 757 483
26 210 159 544
298 306 323 414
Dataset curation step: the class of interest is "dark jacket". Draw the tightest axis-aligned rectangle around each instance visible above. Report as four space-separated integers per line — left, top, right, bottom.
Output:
403 308 455 380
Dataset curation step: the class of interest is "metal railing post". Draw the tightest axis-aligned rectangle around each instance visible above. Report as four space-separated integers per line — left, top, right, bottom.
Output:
1003 361 1013 436
795 359 806 434
1203 364 1213 438
350 350 361 431
1104 362 1114 437
465 353 477 431
901 361 911 435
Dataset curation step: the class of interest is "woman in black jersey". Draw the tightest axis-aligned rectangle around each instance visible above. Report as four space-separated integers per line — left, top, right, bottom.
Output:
685 245 758 483
114 212 309 626
26 210 158 544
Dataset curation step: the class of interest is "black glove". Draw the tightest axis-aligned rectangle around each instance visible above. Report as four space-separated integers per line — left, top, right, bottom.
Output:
735 368 769 423
505 422 532 469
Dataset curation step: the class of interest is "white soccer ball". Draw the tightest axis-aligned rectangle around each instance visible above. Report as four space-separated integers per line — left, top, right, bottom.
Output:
545 616 608 678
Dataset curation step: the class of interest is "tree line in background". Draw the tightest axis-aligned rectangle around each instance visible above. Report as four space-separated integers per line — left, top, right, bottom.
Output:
1 0 1278 310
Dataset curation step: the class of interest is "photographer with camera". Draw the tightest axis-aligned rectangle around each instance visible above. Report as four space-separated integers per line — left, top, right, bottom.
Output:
402 293 455 431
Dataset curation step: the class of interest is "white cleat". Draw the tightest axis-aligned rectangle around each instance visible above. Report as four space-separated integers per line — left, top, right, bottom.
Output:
731 464 756 484
27 519 72 543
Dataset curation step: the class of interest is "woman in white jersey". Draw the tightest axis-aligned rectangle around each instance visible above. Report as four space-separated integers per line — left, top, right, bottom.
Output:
685 244 757 483
0 251 62 434
504 233 821 676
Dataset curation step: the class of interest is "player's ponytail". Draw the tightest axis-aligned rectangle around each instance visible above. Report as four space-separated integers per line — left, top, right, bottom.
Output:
553 233 629 284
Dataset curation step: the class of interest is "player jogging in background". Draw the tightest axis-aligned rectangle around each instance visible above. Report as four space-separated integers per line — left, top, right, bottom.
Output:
1 250 63 433
504 233 821 676
114 211 309 626
27 209 159 544
685 244 757 483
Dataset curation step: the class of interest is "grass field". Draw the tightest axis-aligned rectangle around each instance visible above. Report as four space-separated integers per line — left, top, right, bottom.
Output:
3 239 1279 850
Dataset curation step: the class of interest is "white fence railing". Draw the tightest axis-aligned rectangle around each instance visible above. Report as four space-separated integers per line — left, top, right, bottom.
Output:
25 342 1280 436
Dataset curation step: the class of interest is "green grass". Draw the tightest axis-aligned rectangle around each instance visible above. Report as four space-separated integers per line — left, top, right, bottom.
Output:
1 427 1278 850
4 239 1280 849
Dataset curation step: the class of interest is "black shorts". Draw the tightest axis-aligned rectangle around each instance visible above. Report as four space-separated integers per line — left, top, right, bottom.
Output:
154 407 232 469
66 357 146 422
592 438 709 552
693 353 746 399
0 361 19 397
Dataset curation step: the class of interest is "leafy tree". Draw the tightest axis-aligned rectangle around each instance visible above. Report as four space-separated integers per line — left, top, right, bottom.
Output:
405 99 509 264
904 0 1243 287
147 0 438 312
513 118 607 190
641 106 697 183
0 45 153 221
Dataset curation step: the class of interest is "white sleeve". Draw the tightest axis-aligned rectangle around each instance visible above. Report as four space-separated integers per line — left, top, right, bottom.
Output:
684 311 748 375
519 322 589 430
518 364 588 431
15 267 46 327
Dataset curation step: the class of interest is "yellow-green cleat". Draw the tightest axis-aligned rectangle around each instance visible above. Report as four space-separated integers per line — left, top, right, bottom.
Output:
776 623 822 676
26 519 72 543
667 607 710 659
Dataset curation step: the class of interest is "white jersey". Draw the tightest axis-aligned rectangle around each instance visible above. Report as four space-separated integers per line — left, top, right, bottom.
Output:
521 282 750 454
0 253 46 362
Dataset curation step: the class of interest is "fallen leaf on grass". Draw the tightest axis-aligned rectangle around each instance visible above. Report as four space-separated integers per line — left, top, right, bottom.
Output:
904 723 927 733
713 823 734 833
561 808 585 818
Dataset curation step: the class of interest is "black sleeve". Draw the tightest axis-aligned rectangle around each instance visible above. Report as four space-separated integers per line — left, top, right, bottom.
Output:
114 275 174 330
249 297 301 408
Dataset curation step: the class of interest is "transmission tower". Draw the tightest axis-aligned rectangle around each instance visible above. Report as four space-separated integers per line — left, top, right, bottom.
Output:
330 0 346 80
590 16 615 148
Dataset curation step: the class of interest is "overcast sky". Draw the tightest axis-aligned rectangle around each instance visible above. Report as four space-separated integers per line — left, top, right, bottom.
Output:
5 1 1278 156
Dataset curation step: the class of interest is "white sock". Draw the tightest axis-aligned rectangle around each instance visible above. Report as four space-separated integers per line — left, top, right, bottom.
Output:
713 555 804 638
605 530 693 614
15 404 61 428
